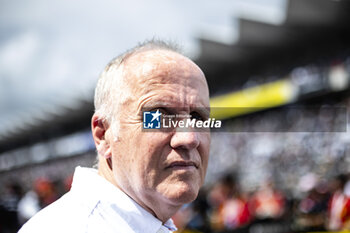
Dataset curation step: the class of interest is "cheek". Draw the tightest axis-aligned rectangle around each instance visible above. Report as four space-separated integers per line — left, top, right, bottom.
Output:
200 134 211 176
201 133 211 157
138 133 171 182
142 132 171 155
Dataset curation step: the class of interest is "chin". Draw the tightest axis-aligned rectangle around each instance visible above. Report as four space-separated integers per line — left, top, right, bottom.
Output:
164 181 200 205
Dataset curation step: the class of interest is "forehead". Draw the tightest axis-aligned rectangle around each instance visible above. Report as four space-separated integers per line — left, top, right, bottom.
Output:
124 50 209 107
124 49 201 80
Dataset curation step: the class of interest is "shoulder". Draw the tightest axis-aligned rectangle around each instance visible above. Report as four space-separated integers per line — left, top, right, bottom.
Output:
18 191 93 233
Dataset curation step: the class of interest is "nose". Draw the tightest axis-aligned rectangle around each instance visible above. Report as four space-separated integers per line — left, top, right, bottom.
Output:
170 130 200 151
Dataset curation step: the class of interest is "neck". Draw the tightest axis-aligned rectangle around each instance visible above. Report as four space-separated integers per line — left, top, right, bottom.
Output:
97 158 119 187
144 194 182 223
97 158 181 223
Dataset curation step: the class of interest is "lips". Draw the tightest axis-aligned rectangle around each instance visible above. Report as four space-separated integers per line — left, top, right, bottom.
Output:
166 161 198 169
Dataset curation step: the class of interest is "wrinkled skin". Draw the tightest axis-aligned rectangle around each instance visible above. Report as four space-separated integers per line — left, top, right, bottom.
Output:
92 49 210 222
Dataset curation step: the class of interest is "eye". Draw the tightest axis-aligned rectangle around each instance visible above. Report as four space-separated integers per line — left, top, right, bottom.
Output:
190 111 205 121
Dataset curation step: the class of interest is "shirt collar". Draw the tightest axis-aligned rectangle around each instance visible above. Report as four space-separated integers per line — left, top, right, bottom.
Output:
71 166 177 232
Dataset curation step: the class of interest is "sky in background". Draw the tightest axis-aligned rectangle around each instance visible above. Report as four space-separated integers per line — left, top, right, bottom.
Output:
0 0 286 135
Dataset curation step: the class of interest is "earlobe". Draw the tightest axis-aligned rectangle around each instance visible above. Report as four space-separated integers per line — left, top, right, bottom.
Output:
96 141 112 159
104 146 112 159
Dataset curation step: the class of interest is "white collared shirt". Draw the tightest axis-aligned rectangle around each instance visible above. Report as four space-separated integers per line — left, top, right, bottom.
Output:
19 167 177 233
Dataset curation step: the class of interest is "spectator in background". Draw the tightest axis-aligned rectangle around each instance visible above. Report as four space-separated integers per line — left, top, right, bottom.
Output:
18 177 59 225
18 40 211 233
327 174 350 231
250 180 285 220
208 174 252 231
0 182 22 233
294 180 330 231
17 188 40 226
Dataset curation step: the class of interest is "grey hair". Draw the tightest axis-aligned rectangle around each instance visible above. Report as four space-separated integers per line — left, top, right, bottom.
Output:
94 39 181 138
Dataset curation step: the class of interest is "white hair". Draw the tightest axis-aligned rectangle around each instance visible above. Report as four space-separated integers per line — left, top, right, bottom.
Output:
94 39 181 138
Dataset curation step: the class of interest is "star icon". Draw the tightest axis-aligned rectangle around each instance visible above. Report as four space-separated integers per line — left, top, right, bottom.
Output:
151 110 161 122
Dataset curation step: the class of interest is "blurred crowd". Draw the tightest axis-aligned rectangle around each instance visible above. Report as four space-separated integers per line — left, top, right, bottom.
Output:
0 175 72 233
173 173 350 233
2 171 350 233
1 99 350 233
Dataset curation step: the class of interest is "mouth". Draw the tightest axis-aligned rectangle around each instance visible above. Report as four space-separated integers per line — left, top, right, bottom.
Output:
166 161 199 170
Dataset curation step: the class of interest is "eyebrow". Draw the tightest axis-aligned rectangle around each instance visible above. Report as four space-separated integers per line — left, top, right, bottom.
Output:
142 101 176 110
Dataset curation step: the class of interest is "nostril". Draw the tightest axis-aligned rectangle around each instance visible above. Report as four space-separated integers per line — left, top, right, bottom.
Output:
178 145 188 150
170 132 200 150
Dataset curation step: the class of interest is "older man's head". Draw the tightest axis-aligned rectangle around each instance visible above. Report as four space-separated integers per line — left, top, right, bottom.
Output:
91 40 210 222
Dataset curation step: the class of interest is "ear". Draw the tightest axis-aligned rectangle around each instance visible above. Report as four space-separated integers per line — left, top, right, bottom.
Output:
91 114 112 159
